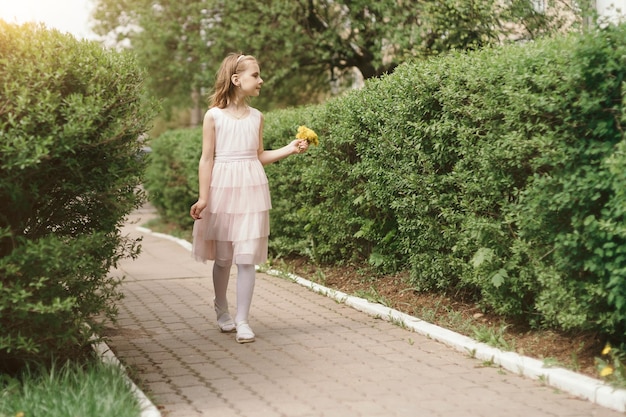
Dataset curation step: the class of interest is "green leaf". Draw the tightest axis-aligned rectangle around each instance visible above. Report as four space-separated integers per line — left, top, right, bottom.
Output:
490 268 508 288
471 247 495 268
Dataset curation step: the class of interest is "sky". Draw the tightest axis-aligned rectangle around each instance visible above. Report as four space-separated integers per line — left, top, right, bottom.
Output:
0 0 97 40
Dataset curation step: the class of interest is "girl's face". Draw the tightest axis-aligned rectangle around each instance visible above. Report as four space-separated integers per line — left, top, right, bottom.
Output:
235 61 263 97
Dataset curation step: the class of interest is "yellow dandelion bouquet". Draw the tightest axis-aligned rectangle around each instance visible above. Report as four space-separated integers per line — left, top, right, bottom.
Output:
296 125 319 146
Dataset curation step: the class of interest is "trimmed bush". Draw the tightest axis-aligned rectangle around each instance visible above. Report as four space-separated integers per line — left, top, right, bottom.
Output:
144 129 200 228
0 22 158 370
146 24 626 343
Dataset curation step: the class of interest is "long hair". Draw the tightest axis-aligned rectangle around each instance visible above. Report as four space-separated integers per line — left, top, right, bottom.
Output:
209 53 257 108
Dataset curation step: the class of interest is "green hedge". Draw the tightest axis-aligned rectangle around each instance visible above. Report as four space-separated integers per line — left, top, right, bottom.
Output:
146 24 626 343
144 129 201 227
0 22 158 371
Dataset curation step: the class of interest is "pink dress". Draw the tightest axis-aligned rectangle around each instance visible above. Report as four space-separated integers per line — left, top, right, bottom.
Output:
192 107 271 265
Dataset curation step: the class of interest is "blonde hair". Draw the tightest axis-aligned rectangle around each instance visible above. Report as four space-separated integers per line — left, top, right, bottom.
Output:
209 53 257 108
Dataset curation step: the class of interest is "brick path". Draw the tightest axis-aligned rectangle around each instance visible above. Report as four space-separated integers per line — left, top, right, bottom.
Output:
105 207 624 417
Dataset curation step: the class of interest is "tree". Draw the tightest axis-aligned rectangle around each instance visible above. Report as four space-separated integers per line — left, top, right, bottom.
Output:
93 0 218 122
92 0 579 115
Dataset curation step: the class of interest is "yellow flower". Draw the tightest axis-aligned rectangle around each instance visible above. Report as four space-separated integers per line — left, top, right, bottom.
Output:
15 412 25 417
602 344 611 355
600 365 614 377
295 125 319 146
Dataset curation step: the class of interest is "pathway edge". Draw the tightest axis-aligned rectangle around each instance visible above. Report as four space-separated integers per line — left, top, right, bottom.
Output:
94 340 162 417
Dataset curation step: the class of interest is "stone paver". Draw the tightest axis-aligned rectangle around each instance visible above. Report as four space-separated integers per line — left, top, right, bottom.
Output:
105 207 624 417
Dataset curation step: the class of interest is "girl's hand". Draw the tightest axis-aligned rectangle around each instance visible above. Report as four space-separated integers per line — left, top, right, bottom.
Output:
292 139 309 154
190 199 207 220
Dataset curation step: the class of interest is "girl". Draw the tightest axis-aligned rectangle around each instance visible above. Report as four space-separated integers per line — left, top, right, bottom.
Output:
189 53 309 343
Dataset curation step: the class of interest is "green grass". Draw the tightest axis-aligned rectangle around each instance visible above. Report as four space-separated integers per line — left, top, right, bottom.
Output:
354 286 391 307
471 324 516 351
0 359 141 417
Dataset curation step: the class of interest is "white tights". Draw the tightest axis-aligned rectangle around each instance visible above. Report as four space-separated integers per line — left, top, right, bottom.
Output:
212 261 256 324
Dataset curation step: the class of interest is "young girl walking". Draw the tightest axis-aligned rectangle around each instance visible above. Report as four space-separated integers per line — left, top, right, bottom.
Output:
189 53 309 343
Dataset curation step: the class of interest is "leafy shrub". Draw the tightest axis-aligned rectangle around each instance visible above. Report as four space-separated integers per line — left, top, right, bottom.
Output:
144 129 200 228
513 25 626 335
0 22 158 371
263 102 381 264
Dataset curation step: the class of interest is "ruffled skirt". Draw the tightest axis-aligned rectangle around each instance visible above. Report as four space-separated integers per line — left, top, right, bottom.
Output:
192 157 271 265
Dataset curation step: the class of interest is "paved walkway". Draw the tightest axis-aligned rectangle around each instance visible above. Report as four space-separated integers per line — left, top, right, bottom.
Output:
105 207 624 417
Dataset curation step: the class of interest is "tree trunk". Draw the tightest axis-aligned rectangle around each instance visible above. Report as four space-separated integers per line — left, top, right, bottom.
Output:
190 88 202 127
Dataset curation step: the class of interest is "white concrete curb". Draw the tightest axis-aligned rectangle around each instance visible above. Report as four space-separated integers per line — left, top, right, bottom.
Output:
94 340 162 417
139 225 626 414
136 227 193 251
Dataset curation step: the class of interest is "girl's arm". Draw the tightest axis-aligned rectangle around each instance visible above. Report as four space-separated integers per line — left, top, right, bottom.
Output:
257 114 308 166
190 110 216 220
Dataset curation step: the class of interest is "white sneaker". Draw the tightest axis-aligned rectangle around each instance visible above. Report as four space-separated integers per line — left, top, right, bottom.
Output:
235 321 255 343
